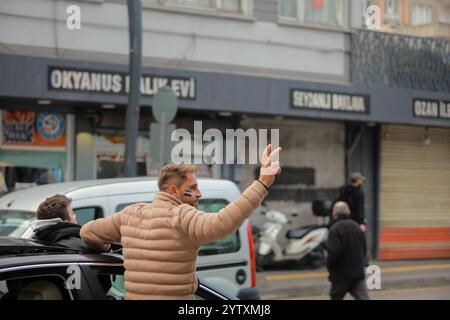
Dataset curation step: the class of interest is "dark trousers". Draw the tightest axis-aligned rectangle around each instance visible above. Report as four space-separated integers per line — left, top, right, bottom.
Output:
330 278 370 300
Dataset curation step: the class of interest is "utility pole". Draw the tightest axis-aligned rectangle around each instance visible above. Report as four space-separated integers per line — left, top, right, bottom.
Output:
123 0 142 177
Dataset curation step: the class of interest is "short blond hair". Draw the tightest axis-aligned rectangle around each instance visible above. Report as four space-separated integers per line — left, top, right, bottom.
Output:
158 164 198 191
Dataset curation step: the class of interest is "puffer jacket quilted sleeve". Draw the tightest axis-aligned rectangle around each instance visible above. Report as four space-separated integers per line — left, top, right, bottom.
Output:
174 181 268 245
79 182 267 300
80 211 123 252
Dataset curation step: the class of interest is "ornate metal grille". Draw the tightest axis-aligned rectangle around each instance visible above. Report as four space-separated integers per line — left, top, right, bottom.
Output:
351 30 450 92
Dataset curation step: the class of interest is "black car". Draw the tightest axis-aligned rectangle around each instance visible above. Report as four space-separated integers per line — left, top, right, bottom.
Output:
0 237 236 300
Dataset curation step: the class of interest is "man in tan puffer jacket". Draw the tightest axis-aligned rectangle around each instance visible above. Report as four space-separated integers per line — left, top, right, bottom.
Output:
80 145 281 300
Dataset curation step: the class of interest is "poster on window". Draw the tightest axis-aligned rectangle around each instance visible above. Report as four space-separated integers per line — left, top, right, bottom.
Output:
1 110 66 148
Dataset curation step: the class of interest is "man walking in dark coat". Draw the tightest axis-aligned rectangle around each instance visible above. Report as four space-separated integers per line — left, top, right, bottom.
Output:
337 172 366 232
327 201 369 300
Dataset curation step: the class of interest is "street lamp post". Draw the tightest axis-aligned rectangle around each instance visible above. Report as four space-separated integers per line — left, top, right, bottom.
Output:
123 0 142 177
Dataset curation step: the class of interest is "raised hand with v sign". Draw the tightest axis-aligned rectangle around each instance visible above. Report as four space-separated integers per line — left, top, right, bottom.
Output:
258 144 282 188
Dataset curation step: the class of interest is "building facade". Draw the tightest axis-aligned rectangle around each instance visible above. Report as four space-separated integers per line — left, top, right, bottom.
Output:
0 0 449 260
363 0 450 38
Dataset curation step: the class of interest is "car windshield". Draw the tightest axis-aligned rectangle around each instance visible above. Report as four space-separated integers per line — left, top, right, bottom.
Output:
0 210 35 237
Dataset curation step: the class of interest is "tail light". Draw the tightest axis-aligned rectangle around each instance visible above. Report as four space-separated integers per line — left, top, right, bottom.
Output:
247 223 257 287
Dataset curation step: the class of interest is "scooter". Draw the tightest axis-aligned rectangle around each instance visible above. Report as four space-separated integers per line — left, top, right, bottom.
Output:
254 200 331 270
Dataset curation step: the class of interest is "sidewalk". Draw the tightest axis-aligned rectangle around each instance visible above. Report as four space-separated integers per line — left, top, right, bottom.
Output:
256 259 450 299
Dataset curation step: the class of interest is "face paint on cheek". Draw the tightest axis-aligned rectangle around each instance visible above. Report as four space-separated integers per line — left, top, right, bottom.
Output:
184 189 193 197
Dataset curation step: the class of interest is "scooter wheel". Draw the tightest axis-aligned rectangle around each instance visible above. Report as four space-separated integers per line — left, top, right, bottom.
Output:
256 254 265 272
307 245 327 269
256 252 272 271
307 258 323 270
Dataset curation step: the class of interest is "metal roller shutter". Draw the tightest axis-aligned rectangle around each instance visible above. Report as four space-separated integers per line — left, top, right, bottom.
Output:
380 124 450 260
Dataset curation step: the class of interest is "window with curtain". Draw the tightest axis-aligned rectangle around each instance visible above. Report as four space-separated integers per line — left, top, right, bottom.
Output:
361 0 377 28
411 3 432 26
143 0 244 14
279 0 346 27
384 0 400 25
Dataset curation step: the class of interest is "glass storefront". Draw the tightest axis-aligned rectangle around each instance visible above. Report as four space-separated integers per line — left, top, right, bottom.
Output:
96 133 150 179
0 110 67 193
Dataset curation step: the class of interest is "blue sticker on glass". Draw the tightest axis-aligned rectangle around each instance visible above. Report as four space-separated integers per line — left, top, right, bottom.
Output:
36 112 65 141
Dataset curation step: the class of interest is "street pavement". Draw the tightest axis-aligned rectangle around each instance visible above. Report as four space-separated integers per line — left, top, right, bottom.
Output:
292 285 450 300
256 259 450 300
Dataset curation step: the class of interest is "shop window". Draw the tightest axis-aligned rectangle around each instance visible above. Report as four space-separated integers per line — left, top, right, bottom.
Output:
143 0 247 15
96 134 149 179
279 0 347 27
2 167 63 192
411 3 432 26
0 110 67 189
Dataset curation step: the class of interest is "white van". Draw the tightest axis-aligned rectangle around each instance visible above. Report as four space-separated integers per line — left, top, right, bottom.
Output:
0 177 259 299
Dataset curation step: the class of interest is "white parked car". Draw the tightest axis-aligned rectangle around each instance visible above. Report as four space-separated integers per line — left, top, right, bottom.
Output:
0 177 259 299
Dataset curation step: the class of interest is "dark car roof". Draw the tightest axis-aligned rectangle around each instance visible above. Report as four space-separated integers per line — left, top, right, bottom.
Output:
0 236 83 255
0 237 236 300
0 236 72 250
0 236 123 269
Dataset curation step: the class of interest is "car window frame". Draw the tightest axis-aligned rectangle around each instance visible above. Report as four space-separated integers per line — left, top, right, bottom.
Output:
78 263 125 300
0 263 91 300
77 262 235 300
115 202 150 212
72 206 104 226
114 198 242 256
197 198 242 256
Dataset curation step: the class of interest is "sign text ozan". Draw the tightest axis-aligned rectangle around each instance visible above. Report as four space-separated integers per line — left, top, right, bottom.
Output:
414 98 450 120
